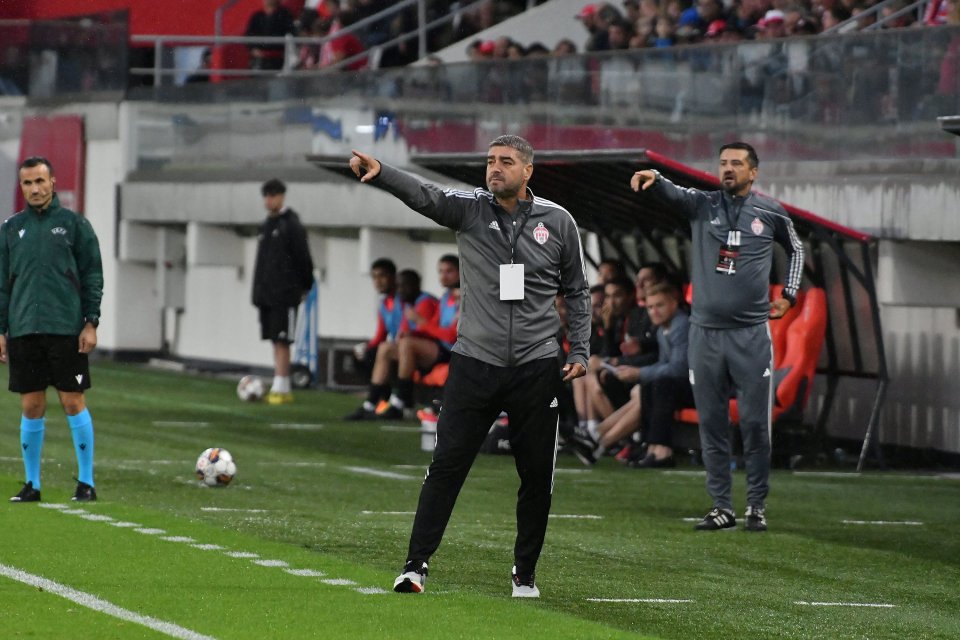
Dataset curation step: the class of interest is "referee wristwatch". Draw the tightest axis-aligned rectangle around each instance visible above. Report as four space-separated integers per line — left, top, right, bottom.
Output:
85 316 100 328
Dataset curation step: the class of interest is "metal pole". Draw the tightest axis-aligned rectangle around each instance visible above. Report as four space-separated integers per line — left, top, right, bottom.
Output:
154 38 163 87
418 0 427 60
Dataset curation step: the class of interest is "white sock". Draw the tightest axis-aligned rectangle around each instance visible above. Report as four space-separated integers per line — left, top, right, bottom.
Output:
272 376 291 393
586 420 600 441
389 394 405 409
578 419 587 430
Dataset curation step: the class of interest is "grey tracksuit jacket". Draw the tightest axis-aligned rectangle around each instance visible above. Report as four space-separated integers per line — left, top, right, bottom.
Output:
649 174 804 328
373 163 591 370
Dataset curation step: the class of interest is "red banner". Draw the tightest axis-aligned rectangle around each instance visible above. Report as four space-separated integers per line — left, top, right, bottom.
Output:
16 115 86 214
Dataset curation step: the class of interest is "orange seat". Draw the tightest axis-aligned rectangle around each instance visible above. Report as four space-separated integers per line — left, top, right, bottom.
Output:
676 286 827 426
413 362 449 387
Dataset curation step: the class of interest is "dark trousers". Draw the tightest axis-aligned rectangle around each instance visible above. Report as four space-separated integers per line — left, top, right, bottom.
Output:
642 377 695 447
406 352 561 576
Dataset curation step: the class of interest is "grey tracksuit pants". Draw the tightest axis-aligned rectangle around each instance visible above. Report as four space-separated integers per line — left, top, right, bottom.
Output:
688 323 773 511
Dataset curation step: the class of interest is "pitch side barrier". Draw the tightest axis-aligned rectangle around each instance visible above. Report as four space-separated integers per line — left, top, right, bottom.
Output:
329 148 885 471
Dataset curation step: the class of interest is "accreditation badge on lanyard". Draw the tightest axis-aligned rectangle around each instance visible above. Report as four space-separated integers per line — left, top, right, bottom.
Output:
716 230 741 276
497 209 530 300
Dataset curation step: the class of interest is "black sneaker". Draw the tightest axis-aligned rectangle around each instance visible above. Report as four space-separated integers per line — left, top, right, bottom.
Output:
694 507 736 531
745 505 767 532
376 405 405 420
393 560 427 593
10 481 41 503
570 428 599 466
343 405 377 421
71 481 97 502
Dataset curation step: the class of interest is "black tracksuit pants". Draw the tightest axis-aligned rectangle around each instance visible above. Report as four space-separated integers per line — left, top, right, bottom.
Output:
406 352 561 577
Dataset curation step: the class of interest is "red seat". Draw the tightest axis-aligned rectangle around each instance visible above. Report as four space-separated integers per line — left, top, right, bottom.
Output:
677 286 827 426
413 362 449 387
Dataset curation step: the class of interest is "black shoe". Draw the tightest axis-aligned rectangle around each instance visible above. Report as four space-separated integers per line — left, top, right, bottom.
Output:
393 560 428 593
694 507 736 531
71 481 97 502
343 405 377 421
10 481 41 503
570 435 599 466
745 505 767 532
628 453 676 469
376 405 405 420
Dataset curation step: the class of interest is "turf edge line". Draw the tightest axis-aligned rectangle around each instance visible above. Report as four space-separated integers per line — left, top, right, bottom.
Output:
0 563 218 640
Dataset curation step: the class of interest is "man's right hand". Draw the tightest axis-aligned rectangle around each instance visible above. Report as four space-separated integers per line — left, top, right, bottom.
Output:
0 334 7 363
630 169 658 192
350 150 381 183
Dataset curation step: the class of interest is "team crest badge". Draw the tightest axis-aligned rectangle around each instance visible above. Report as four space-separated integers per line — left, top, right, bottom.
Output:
751 218 764 235
532 222 549 245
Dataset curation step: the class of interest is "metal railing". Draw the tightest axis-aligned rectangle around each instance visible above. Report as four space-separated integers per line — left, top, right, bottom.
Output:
131 0 499 85
822 0 929 34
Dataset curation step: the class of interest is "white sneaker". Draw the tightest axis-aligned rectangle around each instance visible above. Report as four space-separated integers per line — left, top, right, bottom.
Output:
393 560 427 593
511 565 540 598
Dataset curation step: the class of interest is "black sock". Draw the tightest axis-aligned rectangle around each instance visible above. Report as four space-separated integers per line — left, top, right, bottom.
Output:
367 383 391 404
396 379 415 408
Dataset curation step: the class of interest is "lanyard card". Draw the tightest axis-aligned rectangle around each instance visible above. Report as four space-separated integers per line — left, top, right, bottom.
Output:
499 263 525 300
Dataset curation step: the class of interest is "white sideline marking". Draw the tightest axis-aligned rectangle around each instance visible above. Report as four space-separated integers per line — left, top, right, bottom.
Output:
191 544 224 551
224 552 259 559
62 509 89 516
842 520 923 526
322 578 357 586
360 510 416 516
256 461 327 468
550 514 603 520
110 521 143 528
0 563 218 640
201 507 269 513
392 464 424 470
270 423 325 431
134 528 166 535
80 514 115 522
662 470 705 477
38 503 69 510
795 601 895 608
252 559 289 568
152 421 210 428
285 568 326 577
161 536 197 544
379 425 420 433
355 587 388 595
588 598 693 604
681 518 701 522
793 472 861 478
555 468 591 474
343 466 417 481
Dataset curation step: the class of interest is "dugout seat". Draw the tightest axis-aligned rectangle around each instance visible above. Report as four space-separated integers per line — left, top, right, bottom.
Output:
413 362 449 388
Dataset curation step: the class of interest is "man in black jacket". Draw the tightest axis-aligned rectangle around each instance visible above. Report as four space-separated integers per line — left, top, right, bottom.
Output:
252 179 314 405
350 135 590 598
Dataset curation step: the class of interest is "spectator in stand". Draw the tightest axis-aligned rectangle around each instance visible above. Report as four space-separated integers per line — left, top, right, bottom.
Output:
924 0 955 25
653 16 678 47
596 258 627 284
245 0 296 71
553 39 579 56
323 10 368 70
608 20 635 49
347 257 399 417
629 18 656 48
377 257 459 419
346 268 439 420
757 9 788 37
677 0 726 40
576 4 611 51
623 0 641 24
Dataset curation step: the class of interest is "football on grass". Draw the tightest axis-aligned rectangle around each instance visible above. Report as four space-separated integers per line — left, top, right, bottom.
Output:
236 375 265 401
195 448 237 487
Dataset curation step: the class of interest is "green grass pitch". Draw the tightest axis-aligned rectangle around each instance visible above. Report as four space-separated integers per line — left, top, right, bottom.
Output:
0 362 958 639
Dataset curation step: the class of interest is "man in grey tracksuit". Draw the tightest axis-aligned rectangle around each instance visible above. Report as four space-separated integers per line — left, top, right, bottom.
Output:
349 135 590 597
631 142 804 532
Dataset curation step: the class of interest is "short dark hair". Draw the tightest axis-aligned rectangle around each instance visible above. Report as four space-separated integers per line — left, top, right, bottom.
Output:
488 135 534 164
589 284 606 295
370 258 397 276
605 274 636 295
599 258 626 278
261 178 286 196
438 254 459 270
20 156 54 176
638 261 669 283
645 281 680 300
719 142 759 168
398 268 422 290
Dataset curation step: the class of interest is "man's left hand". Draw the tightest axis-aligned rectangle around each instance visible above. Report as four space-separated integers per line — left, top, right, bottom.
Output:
562 362 586 382
79 324 98 354
769 298 791 319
